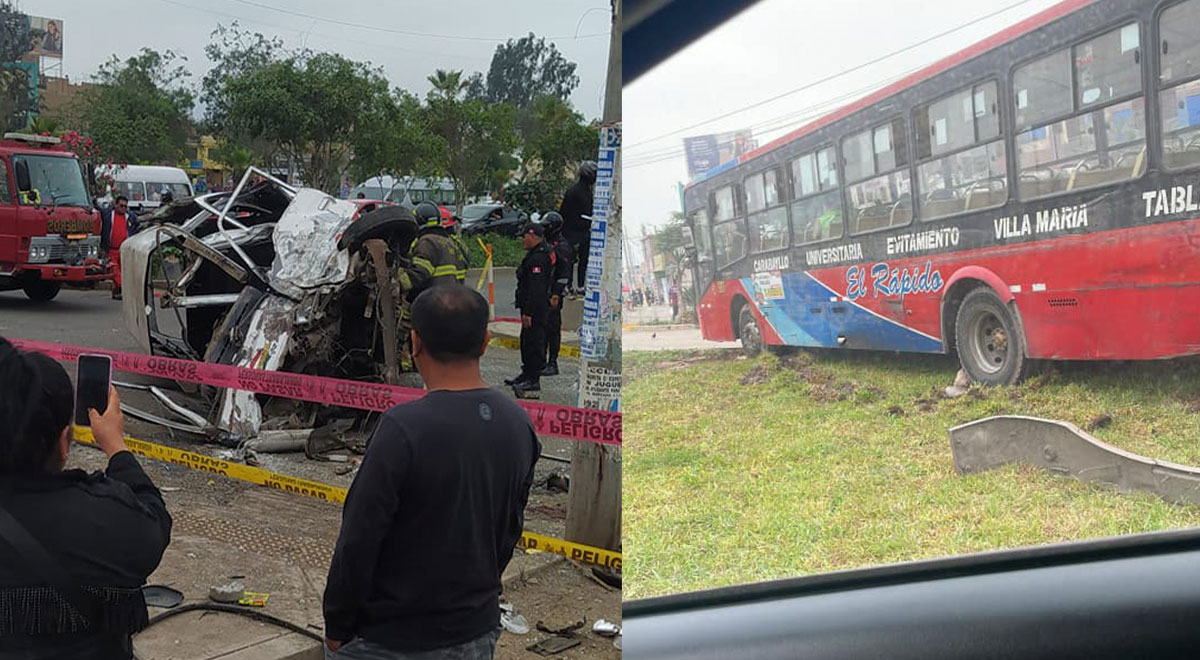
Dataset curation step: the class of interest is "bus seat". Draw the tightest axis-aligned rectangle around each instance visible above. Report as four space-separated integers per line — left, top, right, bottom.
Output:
965 188 1003 210
920 196 964 220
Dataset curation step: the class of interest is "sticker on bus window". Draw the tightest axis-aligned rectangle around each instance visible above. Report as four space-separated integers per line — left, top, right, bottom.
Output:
974 90 987 118
754 271 785 300
1082 88 1101 104
1120 24 1138 54
934 118 948 146
1016 89 1028 110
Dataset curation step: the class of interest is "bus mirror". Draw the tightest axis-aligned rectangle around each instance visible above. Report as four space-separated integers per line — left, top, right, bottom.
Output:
14 159 30 192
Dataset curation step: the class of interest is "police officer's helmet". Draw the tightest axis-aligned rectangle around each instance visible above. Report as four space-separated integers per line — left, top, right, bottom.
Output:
542 211 564 238
413 201 441 228
578 161 598 184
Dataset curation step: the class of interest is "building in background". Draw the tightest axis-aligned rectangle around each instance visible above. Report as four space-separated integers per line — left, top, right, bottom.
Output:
183 135 229 191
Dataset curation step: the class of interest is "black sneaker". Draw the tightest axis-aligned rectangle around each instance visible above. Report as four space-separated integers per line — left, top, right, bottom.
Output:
503 375 522 386
541 363 559 376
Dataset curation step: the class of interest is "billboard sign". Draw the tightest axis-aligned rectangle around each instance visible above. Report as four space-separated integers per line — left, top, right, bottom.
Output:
683 129 757 179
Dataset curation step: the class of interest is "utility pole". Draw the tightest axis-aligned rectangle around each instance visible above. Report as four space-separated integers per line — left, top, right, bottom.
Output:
566 0 621 555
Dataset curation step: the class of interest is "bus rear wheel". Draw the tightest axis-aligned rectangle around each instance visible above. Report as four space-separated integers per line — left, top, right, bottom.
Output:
738 305 763 358
955 287 1027 386
22 280 61 302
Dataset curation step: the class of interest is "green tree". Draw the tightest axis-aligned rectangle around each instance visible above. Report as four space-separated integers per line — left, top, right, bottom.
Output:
349 89 439 187
477 33 579 110
522 95 597 179
0 2 37 132
70 48 194 164
424 70 519 206
220 52 389 193
210 141 253 181
202 23 290 171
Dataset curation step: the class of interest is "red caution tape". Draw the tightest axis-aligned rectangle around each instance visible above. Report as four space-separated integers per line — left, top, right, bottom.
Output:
11 339 620 446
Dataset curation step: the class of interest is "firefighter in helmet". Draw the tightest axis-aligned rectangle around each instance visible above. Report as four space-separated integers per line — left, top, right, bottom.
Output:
398 201 469 369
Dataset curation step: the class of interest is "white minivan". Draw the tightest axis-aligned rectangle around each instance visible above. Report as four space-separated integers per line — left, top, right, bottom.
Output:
98 165 194 213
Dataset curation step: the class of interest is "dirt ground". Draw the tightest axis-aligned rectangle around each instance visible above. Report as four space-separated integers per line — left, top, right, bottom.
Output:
67 441 620 659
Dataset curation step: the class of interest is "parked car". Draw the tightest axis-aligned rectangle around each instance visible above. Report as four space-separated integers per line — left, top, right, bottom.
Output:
460 203 527 237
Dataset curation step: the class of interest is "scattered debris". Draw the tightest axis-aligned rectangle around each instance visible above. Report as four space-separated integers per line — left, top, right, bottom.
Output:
545 473 570 493
1086 413 1113 431
142 585 184 609
536 620 585 636
945 369 971 398
886 405 905 417
237 592 270 607
592 619 621 638
160 486 183 493
208 581 245 604
526 636 582 655
500 603 530 635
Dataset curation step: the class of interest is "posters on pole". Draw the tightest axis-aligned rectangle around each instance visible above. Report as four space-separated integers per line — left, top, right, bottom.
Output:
581 364 622 412
580 124 620 361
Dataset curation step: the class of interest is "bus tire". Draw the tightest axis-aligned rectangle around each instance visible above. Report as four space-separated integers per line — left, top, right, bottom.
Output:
738 305 764 358
954 287 1027 386
22 280 61 302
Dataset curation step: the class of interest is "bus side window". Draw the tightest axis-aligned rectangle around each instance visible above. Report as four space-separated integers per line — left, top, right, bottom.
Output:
790 147 844 244
0 160 11 205
844 118 913 235
1159 0 1200 170
1014 22 1145 199
915 80 1008 221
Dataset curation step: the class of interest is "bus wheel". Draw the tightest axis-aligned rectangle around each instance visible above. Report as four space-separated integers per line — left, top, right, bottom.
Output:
738 306 763 357
22 280 61 302
955 287 1027 386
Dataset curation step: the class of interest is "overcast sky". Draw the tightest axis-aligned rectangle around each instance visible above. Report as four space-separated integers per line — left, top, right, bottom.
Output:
624 0 1069 244
21 0 611 118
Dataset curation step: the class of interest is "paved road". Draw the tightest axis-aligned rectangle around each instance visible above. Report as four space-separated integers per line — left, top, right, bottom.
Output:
624 325 742 352
0 288 584 471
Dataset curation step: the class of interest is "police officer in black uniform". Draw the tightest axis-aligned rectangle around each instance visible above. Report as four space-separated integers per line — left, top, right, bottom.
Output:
541 211 573 376
505 223 553 393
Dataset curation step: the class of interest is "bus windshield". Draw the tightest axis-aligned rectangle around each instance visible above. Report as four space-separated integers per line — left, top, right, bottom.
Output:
15 154 90 207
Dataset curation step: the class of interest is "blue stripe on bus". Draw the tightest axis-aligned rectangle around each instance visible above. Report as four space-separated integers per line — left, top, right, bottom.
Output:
741 273 944 353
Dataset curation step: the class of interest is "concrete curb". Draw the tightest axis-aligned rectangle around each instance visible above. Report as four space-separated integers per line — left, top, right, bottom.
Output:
502 553 566 589
624 324 698 333
490 335 581 358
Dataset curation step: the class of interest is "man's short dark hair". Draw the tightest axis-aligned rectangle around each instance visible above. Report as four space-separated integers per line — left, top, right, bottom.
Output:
411 284 489 362
115 195 128 204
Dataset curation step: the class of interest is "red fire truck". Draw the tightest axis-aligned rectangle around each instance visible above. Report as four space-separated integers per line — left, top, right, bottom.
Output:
0 132 111 301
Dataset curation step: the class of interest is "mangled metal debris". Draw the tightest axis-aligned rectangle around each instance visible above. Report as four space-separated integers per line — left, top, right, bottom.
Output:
950 415 1200 506
122 167 419 445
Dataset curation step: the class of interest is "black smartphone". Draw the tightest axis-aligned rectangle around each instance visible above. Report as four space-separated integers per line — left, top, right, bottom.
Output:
74 354 112 427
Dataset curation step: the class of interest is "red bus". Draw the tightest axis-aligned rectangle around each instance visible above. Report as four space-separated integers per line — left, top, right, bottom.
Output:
0 133 110 301
684 0 1200 384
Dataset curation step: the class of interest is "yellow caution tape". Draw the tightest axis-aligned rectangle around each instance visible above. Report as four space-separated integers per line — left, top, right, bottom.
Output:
489 335 581 358
474 239 492 293
73 427 619 567
518 531 621 571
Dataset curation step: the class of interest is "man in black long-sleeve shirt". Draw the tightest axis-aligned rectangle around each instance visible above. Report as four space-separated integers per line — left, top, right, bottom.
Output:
323 285 540 659
558 161 596 293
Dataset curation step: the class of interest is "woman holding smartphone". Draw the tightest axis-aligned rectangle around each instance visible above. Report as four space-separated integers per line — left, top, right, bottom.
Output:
0 337 172 659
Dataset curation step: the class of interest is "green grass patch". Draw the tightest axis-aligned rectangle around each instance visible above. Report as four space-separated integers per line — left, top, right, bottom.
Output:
624 350 1200 599
464 233 524 268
